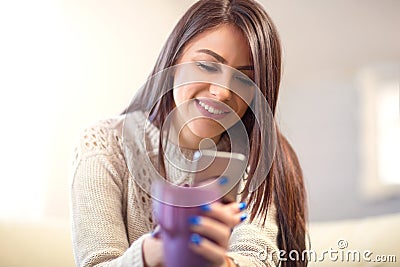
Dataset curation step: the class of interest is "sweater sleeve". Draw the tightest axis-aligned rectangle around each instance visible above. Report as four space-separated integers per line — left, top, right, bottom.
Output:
70 122 148 267
226 203 280 267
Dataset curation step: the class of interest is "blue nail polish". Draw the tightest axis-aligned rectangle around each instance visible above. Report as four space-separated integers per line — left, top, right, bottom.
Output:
238 202 247 211
218 176 229 185
240 213 247 222
188 216 201 225
190 233 202 245
200 204 211 212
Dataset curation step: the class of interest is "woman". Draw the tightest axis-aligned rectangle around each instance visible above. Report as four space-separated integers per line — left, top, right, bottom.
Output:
71 0 308 266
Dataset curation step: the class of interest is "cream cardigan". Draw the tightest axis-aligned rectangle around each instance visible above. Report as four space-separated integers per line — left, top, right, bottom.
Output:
70 111 279 267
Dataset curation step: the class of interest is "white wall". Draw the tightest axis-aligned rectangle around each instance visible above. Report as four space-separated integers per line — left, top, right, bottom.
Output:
0 0 194 221
266 0 400 221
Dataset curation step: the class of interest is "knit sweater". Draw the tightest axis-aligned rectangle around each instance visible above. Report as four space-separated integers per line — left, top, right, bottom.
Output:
70 111 280 267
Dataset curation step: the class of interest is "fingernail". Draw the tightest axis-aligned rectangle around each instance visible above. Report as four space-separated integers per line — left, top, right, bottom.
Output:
238 202 247 211
200 204 211 212
188 216 201 225
240 213 247 222
190 233 202 245
218 176 229 185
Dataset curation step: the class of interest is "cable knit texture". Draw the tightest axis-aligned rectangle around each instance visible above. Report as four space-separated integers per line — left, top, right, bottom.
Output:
71 111 279 267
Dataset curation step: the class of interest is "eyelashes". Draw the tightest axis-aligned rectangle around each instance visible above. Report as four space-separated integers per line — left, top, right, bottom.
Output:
195 61 254 87
195 61 219 73
235 73 254 86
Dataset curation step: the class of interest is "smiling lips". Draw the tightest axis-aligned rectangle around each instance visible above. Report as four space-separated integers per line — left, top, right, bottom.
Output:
195 99 231 119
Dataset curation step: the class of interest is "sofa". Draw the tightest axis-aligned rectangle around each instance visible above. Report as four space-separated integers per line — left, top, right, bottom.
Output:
0 213 398 267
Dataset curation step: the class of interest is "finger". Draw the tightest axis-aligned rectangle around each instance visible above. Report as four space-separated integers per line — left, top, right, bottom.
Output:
200 202 247 228
189 233 226 266
189 216 231 248
226 201 247 213
202 201 247 215
143 235 164 266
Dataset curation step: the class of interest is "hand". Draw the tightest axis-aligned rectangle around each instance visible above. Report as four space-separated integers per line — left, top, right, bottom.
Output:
142 226 164 267
188 201 247 267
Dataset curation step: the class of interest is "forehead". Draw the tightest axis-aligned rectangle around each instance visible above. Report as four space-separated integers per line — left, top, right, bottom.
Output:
179 24 252 66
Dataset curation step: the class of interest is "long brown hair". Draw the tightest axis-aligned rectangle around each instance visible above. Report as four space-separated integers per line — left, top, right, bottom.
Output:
126 0 307 266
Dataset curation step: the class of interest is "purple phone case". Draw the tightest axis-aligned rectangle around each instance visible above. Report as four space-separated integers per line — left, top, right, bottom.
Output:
153 182 220 267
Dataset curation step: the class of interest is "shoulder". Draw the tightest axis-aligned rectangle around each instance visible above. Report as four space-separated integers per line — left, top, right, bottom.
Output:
70 111 160 200
69 115 128 192
72 113 129 173
74 115 124 159
72 111 154 164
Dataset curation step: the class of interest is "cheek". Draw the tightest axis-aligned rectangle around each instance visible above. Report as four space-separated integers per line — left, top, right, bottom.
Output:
173 83 207 106
238 103 249 118
172 86 193 108
233 95 250 119
172 87 184 107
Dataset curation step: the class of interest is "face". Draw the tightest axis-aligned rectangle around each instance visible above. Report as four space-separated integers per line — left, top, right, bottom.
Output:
172 24 254 148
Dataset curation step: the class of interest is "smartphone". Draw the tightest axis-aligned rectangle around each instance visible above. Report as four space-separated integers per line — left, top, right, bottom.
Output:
192 150 247 203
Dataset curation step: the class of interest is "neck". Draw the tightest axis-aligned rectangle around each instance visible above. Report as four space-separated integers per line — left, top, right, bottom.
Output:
168 122 221 150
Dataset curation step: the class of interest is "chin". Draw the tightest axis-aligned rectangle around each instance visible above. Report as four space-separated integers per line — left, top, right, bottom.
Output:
187 119 225 139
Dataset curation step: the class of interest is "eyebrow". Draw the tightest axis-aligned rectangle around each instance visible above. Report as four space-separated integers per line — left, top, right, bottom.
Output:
196 49 254 71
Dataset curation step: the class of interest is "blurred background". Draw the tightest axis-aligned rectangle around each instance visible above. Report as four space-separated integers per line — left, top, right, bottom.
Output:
0 0 399 266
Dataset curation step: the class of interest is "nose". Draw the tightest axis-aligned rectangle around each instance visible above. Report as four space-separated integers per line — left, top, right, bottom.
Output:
209 84 232 101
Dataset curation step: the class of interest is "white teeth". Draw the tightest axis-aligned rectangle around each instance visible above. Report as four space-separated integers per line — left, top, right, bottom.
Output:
198 100 224 115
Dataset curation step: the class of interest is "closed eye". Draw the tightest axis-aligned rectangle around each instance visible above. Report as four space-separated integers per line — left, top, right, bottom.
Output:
235 74 254 86
195 61 220 73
